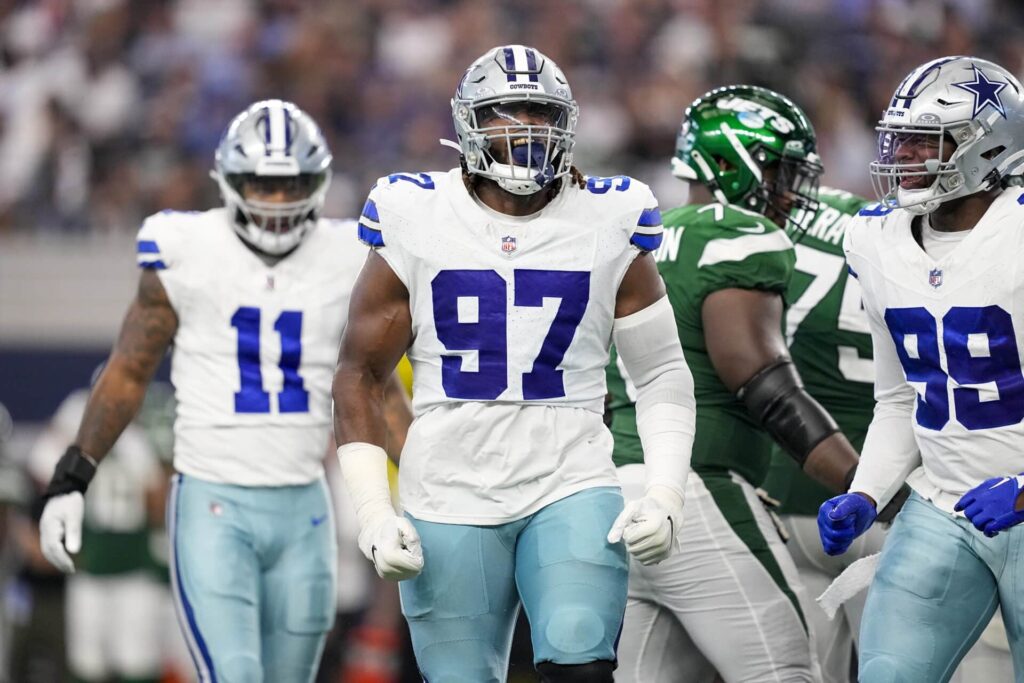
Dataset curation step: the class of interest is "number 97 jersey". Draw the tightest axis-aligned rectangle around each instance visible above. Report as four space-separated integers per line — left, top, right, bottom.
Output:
359 169 663 523
844 189 1024 503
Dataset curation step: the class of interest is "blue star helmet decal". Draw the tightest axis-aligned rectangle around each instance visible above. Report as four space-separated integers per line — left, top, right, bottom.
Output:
953 65 1008 119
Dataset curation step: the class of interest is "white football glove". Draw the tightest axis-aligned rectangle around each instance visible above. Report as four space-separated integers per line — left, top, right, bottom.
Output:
607 485 684 566
39 492 84 574
357 515 424 582
338 442 424 582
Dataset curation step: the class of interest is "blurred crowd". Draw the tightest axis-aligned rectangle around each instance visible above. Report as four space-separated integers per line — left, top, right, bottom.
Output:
1 0 1022 237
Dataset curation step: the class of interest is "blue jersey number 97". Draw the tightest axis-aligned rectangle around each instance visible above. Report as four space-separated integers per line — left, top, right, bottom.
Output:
431 269 590 400
886 305 1024 430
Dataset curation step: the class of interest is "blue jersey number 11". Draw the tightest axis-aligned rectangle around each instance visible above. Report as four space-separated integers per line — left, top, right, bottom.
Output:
230 307 309 414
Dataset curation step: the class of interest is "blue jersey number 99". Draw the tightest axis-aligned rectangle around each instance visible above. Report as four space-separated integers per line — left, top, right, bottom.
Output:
886 305 1024 430
432 269 590 400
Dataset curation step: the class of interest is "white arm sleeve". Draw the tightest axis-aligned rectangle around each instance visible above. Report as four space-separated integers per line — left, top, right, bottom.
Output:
613 296 696 501
337 442 396 528
850 299 921 509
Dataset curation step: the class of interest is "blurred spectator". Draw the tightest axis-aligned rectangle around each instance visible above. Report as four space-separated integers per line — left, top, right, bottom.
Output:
2 0 1023 237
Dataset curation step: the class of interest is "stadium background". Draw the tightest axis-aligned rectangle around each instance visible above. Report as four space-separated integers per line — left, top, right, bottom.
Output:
0 0 1020 681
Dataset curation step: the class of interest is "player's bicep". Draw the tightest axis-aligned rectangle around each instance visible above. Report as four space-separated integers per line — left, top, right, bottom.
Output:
338 250 412 381
110 269 178 382
702 288 789 392
614 252 666 318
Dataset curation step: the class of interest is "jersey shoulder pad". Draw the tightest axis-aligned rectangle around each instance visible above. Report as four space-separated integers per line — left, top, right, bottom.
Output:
135 208 206 270
665 202 778 233
677 203 793 295
358 171 449 248
843 203 904 254
313 217 364 252
580 175 664 253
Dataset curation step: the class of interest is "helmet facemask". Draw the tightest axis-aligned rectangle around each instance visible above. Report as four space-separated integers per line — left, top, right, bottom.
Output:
870 122 977 215
757 149 823 233
461 99 575 195
217 171 331 255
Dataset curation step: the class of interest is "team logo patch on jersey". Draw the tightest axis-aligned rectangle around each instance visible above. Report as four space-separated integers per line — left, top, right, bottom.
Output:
929 268 943 288
501 235 517 254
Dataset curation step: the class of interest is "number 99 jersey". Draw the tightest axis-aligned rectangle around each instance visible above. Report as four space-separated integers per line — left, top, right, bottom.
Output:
359 169 663 523
844 189 1024 506
136 209 367 486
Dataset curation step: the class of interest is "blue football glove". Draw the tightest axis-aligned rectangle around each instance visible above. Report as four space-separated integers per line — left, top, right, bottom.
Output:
818 493 878 556
955 475 1024 537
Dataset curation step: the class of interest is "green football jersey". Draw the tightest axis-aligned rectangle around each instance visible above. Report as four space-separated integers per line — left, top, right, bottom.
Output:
608 202 795 486
761 187 875 514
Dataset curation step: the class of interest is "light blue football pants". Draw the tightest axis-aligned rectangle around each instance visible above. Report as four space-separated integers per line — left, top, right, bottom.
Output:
399 486 629 682
168 474 337 683
860 491 1024 682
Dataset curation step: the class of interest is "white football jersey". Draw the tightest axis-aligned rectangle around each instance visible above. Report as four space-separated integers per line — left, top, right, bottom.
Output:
136 209 366 486
360 169 663 523
845 189 1024 509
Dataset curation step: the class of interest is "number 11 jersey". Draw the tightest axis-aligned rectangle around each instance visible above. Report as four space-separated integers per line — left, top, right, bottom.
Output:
136 209 367 487
845 188 1024 507
360 169 663 524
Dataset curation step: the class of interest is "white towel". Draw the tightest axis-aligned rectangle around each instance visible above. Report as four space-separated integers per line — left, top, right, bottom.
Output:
816 553 882 619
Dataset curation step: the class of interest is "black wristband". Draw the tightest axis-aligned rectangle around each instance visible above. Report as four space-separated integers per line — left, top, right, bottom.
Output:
43 446 97 500
877 484 911 523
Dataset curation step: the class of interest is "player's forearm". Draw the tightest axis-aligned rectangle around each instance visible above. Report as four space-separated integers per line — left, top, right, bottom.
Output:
614 296 696 499
382 373 412 463
803 433 859 493
333 365 390 448
850 402 920 510
74 270 176 462
74 354 155 462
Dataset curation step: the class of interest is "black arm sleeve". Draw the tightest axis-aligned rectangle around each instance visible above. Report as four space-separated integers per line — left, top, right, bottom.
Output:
737 359 839 467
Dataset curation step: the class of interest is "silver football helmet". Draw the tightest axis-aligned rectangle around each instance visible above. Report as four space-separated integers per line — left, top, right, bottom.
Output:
212 100 332 255
450 45 579 195
871 56 1024 214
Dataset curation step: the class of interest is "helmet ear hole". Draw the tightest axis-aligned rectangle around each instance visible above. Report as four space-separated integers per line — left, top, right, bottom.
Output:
982 145 1006 161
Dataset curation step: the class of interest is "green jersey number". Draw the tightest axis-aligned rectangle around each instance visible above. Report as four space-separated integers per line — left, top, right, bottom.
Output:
785 244 872 383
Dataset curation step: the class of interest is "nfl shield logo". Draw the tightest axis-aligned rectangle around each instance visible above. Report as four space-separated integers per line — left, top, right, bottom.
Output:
929 268 943 288
501 235 517 254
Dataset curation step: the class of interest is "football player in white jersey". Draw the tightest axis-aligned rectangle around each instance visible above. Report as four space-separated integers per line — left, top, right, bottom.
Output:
818 56 1024 680
333 45 697 683
36 100 411 683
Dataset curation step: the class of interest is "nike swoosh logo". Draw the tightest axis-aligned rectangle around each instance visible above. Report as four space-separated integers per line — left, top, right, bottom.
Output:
311 515 328 527
735 225 767 234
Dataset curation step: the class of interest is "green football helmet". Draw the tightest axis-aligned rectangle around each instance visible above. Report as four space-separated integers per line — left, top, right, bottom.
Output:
672 85 823 230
